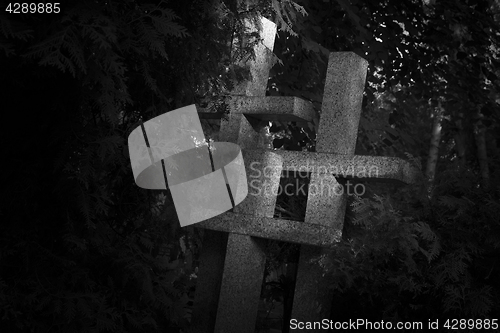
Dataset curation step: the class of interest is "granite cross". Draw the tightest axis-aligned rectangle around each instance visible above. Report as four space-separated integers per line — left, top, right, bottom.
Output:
189 17 418 333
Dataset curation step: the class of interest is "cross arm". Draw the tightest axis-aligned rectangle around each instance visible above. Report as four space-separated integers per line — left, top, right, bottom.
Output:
273 151 420 185
198 96 316 124
196 212 342 247
232 96 315 123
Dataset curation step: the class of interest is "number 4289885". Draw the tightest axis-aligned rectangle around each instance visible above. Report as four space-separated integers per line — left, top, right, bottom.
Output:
444 319 498 330
6 3 60 14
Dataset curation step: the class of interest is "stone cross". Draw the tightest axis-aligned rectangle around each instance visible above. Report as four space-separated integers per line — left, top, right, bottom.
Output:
190 17 419 333
189 17 282 333
290 53 368 329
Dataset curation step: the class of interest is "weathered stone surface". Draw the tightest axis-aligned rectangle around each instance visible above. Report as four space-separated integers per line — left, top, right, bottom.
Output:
232 17 276 96
291 52 368 332
316 52 368 155
197 95 315 125
197 212 342 246
230 96 315 122
235 150 283 217
192 16 280 333
273 151 419 184
218 96 315 150
192 25 415 333
214 234 267 333
212 150 281 333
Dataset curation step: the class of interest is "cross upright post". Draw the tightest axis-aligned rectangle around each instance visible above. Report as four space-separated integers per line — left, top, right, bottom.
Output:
190 17 281 333
291 52 368 330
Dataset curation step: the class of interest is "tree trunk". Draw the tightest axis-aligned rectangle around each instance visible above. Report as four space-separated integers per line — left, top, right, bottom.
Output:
455 131 466 169
454 117 466 170
475 121 490 189
426 103 443 185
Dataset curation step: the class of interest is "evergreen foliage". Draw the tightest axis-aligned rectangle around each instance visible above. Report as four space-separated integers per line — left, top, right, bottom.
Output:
0 0 278 331
323 169 500 323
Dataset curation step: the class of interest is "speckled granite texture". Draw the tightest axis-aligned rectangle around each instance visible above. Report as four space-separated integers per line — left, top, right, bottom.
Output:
273 151 419 184
229 96 315 122
316 52 368 155
197 212 342 246
193 38 416 332
191 17 279 333
291 52 369 327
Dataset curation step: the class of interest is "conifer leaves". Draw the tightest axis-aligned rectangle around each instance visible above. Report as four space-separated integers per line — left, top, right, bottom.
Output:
346 181 498 317
322 191 452 316
271 0 307 37
350 194 440 265
414 221 440 262
145 4 189 39
62 4 117 53
0 13 32 40
26 25 85 77
130 2 188 61
442 283 494 317
140 60 161 95
0 13 33 56
19 0 189 124
139 21 169 60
